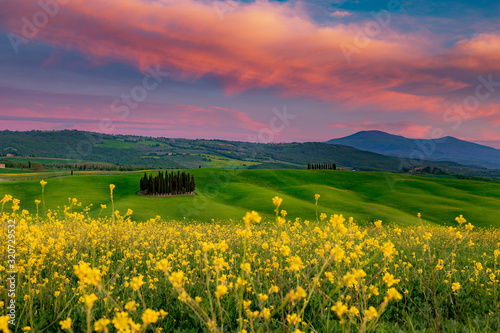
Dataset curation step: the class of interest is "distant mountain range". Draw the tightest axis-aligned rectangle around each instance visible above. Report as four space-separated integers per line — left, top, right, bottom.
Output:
327 130 500 170
1 130 500 178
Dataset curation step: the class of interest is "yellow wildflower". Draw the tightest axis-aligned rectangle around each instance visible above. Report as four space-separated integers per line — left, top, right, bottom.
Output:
84 293 98 308
382 272 400 287
455 215 466 224
241 262 251 273
1 195 12 204
288 255 304 271
168 271 184 288
74 262 101 286
0 316 9 333
112 312 131 332
243 211 261 226
289 286 307 301
272 196 282 207
331 301 348 318
95 319 111 332
349 306 360 316
261 308 271 320
215 285 228 298
125 301 137 311
286 313 301 325
130 275 145 291
386 287 402 301
60 318 72 330
142 309 160 325
269 285 279 293
364 306 378 321
280 245 291 256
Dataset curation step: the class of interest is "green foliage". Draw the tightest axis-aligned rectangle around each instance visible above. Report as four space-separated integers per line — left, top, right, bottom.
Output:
2 130 499 177
1 169 499 227
140 171 195 195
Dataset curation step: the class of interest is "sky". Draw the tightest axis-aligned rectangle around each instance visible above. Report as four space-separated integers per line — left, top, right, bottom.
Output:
0 0 499 147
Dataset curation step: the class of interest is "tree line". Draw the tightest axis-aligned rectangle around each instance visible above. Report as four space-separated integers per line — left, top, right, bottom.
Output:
0 159 140 172
140 171 195 196
307 163 337 170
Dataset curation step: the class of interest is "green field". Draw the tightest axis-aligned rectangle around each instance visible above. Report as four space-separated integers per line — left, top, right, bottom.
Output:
137 139 168 147
94 138 137 148
0 168 62 181
3 157 82 164
1 169 499 227
194 153 262 168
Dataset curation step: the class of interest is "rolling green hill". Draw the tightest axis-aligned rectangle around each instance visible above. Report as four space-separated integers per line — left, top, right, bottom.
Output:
2 129 500 177
1 169 499 228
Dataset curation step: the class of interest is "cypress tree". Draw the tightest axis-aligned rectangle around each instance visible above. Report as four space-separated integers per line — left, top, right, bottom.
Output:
140 171 195 195
162 172 165 194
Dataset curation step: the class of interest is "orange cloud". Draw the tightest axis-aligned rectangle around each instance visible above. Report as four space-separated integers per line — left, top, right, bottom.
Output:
442 34 500 72
2 0 499 116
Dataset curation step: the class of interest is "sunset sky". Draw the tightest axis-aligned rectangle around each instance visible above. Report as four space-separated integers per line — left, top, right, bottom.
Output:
1 0 499 146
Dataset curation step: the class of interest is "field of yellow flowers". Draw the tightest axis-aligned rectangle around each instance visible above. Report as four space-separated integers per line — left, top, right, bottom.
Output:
1 182 500 332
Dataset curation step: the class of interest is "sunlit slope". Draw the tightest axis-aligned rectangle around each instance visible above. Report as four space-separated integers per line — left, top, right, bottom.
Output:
1 169 499 227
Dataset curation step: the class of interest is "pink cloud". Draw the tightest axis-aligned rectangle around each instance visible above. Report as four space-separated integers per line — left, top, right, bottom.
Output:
330 10 351 18
1 0 499 119
0 102 269 138
441 34 500 72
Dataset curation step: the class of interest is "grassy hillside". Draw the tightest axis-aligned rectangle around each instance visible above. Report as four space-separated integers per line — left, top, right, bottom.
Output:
1 169 499 227
3 130 500 177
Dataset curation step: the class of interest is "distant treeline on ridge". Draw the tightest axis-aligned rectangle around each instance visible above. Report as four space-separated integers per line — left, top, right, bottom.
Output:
140 171 195 196
307 163 337 170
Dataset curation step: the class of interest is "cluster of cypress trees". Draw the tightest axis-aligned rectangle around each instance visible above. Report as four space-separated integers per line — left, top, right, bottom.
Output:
140 171 195 195
307 163 337 170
